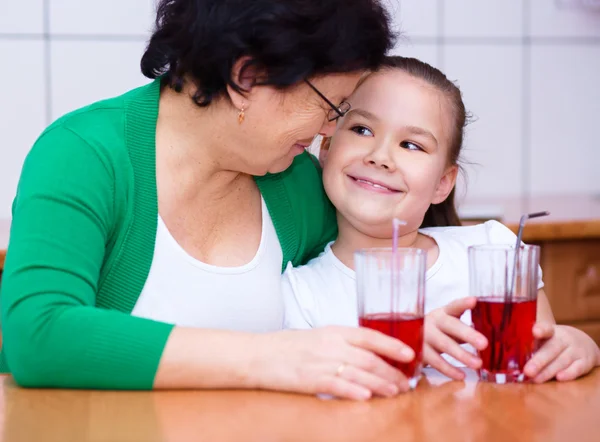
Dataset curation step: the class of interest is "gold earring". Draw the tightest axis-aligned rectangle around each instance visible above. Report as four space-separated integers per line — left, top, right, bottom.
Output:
238 104 245 124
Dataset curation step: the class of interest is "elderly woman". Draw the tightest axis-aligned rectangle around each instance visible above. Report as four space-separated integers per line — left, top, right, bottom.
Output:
0 0 413 400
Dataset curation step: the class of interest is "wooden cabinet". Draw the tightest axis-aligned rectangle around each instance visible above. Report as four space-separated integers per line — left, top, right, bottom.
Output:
537 240 600 343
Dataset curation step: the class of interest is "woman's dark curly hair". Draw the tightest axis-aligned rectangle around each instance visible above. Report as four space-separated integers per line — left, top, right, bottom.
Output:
141 0 395 107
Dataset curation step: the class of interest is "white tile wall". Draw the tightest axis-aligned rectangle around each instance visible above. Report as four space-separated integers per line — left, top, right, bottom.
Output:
530 0 600 37
0 0 599 220
530 45 600 195
444 45 524 198
395 0 438 39
391 43 439 68
50 40 150 119
443 0 524 38
0 0 44 34
0 41 46 218
49 0 156 35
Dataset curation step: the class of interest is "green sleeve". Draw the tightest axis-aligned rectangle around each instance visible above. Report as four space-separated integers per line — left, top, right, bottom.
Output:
304 199 337 262
0 126 173 389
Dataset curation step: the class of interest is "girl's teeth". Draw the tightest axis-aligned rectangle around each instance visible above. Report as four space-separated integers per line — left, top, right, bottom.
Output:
357 179 389 191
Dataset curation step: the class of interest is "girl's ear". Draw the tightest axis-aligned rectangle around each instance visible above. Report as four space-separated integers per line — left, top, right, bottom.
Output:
318 137 332 166
432 165 458 204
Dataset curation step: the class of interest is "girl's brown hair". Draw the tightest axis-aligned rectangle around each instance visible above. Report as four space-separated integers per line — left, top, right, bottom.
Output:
379 56 467 227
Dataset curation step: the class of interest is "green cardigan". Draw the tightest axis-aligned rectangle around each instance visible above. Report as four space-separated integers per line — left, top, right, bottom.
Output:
0 80 336 389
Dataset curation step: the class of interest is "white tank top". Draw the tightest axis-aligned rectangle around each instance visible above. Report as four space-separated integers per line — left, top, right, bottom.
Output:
132 198 285 332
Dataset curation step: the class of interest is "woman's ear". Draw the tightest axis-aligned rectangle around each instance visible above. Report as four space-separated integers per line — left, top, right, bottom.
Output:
318 137 332 166
432 165 459 204
226 56 262 111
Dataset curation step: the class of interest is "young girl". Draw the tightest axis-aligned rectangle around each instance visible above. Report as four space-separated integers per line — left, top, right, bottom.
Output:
283 56 600 386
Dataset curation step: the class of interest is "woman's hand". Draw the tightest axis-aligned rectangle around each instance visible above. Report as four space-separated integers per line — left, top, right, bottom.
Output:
524 323 600 383
423 297 488 380
250 326 415 400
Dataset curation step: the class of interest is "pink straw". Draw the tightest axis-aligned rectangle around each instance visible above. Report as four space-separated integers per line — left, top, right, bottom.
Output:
392 218 406 254
391 219 407 319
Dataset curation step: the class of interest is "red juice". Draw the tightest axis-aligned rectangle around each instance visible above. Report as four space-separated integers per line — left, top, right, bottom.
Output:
359 313 424 380
471 297 537 382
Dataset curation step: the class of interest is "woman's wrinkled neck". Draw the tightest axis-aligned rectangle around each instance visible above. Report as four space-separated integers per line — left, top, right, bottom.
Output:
155 81 248 200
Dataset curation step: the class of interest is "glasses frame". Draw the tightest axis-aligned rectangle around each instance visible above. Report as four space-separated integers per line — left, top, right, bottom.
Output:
304 79 351 122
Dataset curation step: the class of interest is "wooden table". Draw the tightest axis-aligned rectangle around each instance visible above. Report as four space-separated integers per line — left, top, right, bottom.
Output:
1 368 599 442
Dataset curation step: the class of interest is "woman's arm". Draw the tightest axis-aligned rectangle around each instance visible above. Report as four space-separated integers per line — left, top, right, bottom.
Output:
154 328 260 389
155 325 415 399
1 126 174 388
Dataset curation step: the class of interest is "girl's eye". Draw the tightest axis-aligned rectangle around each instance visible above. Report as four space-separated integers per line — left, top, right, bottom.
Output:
400 141 423 152
350 125 374 137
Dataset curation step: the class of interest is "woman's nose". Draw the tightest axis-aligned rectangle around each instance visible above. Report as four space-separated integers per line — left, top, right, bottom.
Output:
318 118 337 138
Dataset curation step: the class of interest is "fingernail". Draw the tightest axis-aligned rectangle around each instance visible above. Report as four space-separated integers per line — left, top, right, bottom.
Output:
359 389 372 400
401 348 414 359
476 338 487 348
398 381 410 392
386 384 399 396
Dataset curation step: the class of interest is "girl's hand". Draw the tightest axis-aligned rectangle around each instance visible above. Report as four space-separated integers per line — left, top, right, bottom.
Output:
524 323 600 383
424 297 488 380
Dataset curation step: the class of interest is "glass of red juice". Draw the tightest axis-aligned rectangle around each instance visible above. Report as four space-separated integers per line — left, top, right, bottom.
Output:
468 244 541 383
354 248 426 389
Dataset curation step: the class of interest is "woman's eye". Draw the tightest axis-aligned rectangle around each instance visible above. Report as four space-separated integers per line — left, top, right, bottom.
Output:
350 125 374 137
401 141 423 152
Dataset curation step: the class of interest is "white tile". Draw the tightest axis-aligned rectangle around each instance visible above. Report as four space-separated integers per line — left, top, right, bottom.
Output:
390 43 439 69
50 0 156 35
50 41 151 119
530 0 600 37
0 0 44 34
529 45 600 196
444 45 524 199
393 0 438 39
0 41 46 219
443 0 523 38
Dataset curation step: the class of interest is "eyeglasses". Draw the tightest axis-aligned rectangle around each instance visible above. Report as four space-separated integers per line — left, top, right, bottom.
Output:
305 79 352 122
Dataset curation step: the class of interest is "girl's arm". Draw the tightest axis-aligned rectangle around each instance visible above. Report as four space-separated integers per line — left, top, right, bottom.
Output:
536 289 555 323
